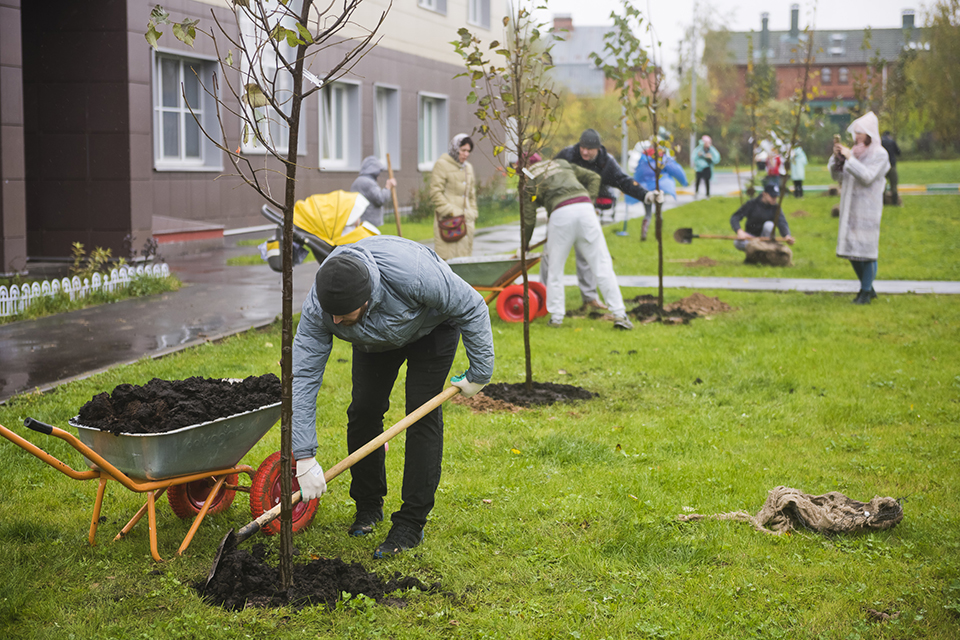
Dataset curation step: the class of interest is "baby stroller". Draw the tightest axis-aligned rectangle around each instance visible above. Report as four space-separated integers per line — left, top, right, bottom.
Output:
260 191 380 272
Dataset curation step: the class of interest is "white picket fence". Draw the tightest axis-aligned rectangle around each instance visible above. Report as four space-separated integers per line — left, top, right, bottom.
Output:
0 264 171 318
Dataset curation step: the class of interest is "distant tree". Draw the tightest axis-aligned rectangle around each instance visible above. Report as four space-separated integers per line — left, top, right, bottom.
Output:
453 1 562 389
912 0 960 148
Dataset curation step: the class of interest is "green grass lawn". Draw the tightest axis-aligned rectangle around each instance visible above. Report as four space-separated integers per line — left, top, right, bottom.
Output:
594 194 960 282
794 159 960 187
1 285 959 637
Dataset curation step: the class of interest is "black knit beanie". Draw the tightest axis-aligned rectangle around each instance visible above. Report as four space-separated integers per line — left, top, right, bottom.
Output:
315 254 371 315
579 128 602 149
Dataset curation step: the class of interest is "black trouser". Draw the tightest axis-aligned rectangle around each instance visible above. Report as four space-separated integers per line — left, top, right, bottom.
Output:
695 167 712 196
346 321 460 531
793 180 803 198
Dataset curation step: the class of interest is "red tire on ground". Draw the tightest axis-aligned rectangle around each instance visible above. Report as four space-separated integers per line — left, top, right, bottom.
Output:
527 281 549 318
249 451 318 535
496 284 541 323
167 474 238 520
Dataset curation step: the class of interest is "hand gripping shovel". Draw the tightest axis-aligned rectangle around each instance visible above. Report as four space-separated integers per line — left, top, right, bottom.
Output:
673 228 741 244
205 385 460 589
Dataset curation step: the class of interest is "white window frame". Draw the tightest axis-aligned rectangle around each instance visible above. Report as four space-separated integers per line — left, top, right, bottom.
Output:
238 2 306 156
821 67 832 85
319 80 361 171
418 93 449 172
152 50 222 172
838 67 849 84
373 84 401 170
418 0 447 16
468 0 491 29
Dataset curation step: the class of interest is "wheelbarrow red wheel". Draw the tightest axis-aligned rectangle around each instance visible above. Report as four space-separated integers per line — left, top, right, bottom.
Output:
249 451 318 535
528 281 549 318
167 474 238 520
496 283 540 323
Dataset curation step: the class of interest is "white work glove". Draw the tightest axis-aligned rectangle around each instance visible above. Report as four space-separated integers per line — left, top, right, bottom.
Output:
451 373 484 398
296 457 327 501
644 190 665 205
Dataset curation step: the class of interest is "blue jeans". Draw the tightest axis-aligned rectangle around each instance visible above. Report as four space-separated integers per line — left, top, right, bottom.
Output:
346 321 460 531
850 260 878 292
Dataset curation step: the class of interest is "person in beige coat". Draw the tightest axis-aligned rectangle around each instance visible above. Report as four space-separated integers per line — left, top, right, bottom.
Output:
430 134 478 260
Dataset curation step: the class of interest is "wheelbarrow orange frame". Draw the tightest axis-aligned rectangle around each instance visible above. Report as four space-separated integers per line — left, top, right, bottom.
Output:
0 419 255 562
448 240 549 322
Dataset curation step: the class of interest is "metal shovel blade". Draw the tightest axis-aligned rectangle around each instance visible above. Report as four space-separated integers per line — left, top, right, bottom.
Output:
204 385 461 591
673 228 694 244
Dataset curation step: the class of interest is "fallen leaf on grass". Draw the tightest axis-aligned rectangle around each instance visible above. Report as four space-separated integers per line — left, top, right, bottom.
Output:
865 608 900 622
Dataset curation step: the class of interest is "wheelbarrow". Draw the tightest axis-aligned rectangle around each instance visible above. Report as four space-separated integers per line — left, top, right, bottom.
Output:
0 401 316 562
447 242 548 323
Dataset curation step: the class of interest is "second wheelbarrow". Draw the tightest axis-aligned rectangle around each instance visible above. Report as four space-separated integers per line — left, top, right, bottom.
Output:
447 249 548 322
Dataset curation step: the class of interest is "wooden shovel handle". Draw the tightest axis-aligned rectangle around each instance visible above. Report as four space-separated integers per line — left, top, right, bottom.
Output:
387 153 402 237
236 386 460 540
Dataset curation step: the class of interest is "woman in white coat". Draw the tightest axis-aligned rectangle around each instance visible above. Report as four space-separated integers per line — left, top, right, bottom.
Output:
829 111 890 305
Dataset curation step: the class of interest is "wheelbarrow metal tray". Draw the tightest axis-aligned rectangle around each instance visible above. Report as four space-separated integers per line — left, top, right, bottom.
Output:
69 403 281 481
447 253 542 288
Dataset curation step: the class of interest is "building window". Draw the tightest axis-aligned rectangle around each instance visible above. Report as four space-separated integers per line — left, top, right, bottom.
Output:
153 53 221 171
238 2 305 155
418 0 447 15
374 85 401 169
320 81 361 171
468 0 491 29
821 67 832 85
829 34 845 56
838 67 848 84
418 93 449 171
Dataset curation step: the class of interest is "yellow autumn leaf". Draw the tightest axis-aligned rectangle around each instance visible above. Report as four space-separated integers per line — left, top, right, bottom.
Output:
510 448 521 455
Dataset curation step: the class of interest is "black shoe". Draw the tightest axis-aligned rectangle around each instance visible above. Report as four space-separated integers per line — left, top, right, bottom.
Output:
852 291 871 305
348 508 383 537
869 288 878 300
373 523 423 558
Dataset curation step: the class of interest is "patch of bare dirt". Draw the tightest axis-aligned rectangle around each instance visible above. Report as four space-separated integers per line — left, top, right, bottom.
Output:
626 292 734 324
790 209 810 218
451 391 523 414
200 543 442 610
682 256 718 268
482 382 598 408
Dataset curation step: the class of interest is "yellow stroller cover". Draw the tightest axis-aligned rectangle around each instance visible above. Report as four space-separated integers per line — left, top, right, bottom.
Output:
294 190 380 247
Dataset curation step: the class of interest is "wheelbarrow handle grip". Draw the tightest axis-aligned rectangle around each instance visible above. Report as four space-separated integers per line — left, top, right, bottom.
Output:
24 417 54 435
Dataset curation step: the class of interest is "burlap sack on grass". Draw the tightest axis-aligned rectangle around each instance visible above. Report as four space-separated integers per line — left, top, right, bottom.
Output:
677 486 904 535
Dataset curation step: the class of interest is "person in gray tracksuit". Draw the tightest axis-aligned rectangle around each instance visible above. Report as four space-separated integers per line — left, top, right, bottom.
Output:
350 156 397 227
291 235 494 558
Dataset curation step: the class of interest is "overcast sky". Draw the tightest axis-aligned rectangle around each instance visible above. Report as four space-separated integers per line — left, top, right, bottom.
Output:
533 0 921 83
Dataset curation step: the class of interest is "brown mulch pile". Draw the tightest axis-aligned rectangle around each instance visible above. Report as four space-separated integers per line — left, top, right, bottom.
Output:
626 292 734 324
683 256 718 267
451 392 523 414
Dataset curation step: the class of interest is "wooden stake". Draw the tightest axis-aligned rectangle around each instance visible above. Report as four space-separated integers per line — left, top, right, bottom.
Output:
386 153 402 237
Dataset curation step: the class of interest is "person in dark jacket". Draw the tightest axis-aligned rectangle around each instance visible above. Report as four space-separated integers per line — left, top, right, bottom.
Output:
881 131 901 206
292 236 494 558
545 129 656 310
350 156 397 227
729 182 795 251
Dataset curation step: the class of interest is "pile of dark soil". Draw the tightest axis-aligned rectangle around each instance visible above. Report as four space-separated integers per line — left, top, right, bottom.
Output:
482 381 598 408
451 392 523 413
627 292 733 324
201 543 440 610
76 375 280 435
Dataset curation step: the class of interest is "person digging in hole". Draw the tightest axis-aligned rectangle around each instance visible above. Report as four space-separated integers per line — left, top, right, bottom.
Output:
292 235 494 558
729 182 795 252
520 154 659 330
546 128 657 312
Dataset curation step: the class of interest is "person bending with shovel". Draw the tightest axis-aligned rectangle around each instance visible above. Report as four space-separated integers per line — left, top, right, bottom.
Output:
292 235 494 558
729 182 795 251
